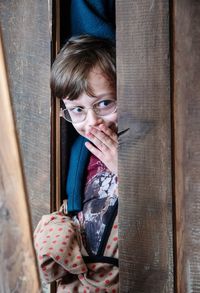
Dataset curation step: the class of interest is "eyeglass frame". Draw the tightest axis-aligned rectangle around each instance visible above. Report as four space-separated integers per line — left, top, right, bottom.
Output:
60 98 117 124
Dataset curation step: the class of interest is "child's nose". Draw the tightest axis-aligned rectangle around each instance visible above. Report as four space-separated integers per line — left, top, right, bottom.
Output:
86 109 103 126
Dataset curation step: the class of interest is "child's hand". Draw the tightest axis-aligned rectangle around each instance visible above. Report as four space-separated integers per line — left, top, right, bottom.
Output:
85 124 118 175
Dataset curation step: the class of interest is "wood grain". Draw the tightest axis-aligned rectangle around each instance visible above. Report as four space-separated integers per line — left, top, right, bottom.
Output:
0 31 40 293
173 1 200 292
0 0 51 229
116 1 174 291
51 0 61 213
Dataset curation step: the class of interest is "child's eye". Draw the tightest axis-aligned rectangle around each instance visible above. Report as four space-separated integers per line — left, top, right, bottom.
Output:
97 99 115 109
69 107 83 114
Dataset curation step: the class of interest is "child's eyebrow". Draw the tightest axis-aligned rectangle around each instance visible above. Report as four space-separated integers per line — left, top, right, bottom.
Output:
94 92 115 99
63 92 116 108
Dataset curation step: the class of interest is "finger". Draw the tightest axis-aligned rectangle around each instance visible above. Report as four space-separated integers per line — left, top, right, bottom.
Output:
89 126 117 148
86 132 109 152
93 124 118 143
85 141 104 161
98 124 118 143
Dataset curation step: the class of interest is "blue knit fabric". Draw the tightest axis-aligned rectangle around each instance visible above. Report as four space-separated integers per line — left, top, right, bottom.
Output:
70 0 115 40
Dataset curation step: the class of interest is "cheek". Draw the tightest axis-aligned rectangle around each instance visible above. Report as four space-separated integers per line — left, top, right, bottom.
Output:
72 123 86 136
103 113 118 131
106 113 117 125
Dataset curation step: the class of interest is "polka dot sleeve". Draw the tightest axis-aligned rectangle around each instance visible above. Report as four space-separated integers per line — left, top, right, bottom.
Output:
34 211 88 283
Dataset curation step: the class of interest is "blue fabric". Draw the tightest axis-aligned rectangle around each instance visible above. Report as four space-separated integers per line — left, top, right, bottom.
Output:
70 0 115 40
66 136 90 212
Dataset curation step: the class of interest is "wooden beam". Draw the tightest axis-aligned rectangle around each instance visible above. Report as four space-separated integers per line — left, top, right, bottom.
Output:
0 31 40 293
116 1 174 291
0 0 51 229
51 0 61 213
173 1 200 292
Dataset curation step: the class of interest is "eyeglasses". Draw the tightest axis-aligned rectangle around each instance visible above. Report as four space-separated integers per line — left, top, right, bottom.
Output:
61 99 117 123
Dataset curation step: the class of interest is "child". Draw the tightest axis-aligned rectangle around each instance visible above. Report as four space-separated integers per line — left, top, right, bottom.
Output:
34 35 118 292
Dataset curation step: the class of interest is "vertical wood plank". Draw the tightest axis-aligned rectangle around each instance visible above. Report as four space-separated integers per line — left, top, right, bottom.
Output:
0 32 40 293
173 1 200 292
51 0 61 213
116 1 174 291
0 0 51 229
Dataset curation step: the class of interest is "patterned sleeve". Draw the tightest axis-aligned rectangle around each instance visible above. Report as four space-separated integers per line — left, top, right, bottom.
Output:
34 211 88 283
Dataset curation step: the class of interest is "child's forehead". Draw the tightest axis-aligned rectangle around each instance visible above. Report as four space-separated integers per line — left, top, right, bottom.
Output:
61 65 115 103
87 69 115 90
88 66 110 82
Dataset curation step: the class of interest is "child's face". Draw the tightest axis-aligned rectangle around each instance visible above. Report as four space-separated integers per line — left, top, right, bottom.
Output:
63 67 117 138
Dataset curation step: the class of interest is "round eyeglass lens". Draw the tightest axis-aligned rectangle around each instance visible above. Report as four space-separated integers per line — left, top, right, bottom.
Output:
95 100 116 116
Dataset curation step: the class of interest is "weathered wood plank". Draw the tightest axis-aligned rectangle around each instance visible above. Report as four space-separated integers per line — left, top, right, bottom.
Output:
116 1 174 291
173 1 200 292
51 0 61 213
0 0 51 229
0 31 40 293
